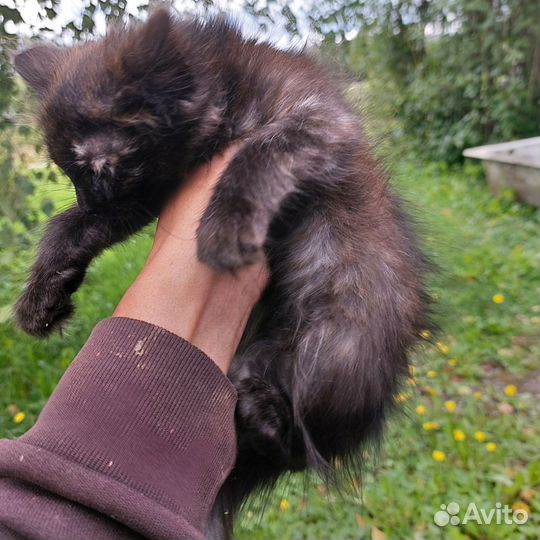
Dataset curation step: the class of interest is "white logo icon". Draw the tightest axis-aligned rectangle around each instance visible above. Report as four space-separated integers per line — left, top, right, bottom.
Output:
434 502 460 526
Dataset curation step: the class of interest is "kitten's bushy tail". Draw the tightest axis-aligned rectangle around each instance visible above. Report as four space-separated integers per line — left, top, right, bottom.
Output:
280 189 429 475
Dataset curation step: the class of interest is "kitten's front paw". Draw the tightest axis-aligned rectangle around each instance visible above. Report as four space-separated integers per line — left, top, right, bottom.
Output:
15 272 78 338
197 214 265 272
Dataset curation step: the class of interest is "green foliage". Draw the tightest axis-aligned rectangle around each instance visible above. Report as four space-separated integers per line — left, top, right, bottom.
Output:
330 0 540 162
0 5 19 128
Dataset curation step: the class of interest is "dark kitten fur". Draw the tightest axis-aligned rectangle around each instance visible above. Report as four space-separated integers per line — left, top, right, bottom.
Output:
14 9 431 538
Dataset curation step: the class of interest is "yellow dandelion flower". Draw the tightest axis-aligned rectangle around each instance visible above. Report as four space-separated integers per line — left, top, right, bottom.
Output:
415 405 427 415
420 330 431 339
473 391 482 400
436 342 450 354
511 501 531 515
504 384 518 397
425 386 438 397
492 293 505 304
445 400 457 412
13 412 26 424
427 370 437 378
486 442 497 452
453 429 466 442
448 358 458 367
423 421 440 432
474 431 486 443
279 499 290 511
407 377 417 387
432 450 447 462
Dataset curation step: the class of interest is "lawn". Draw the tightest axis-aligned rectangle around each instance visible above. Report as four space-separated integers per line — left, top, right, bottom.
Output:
1 157 538 539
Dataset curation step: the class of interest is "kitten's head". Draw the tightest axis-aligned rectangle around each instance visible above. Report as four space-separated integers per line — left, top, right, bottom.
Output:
14 9 193 213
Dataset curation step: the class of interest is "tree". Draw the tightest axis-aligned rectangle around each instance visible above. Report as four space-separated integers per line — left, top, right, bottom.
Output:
326 0 540 161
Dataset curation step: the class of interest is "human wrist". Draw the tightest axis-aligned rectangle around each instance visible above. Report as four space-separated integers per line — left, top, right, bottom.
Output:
113 262 267 373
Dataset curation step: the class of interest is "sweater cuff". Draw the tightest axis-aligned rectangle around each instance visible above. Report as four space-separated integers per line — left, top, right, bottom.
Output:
8 317 238 537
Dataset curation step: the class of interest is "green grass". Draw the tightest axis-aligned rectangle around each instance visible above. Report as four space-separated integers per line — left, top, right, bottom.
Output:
1 159 538 539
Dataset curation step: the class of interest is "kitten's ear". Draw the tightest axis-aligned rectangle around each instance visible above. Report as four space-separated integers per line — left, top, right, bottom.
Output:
123 9 172 76
14 46 62 96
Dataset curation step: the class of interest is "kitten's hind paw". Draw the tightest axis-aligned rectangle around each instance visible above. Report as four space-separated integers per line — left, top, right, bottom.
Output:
196 214 265 272
231 365 297 466
15 279 75 338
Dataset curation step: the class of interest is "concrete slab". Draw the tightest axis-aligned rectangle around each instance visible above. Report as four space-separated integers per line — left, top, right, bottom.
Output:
463 138 540 207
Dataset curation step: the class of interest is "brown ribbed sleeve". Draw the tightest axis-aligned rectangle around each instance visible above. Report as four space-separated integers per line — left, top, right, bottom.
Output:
0 317 238 540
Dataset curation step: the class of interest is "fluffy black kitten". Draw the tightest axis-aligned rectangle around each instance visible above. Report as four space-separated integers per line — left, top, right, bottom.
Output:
14 9 430 539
